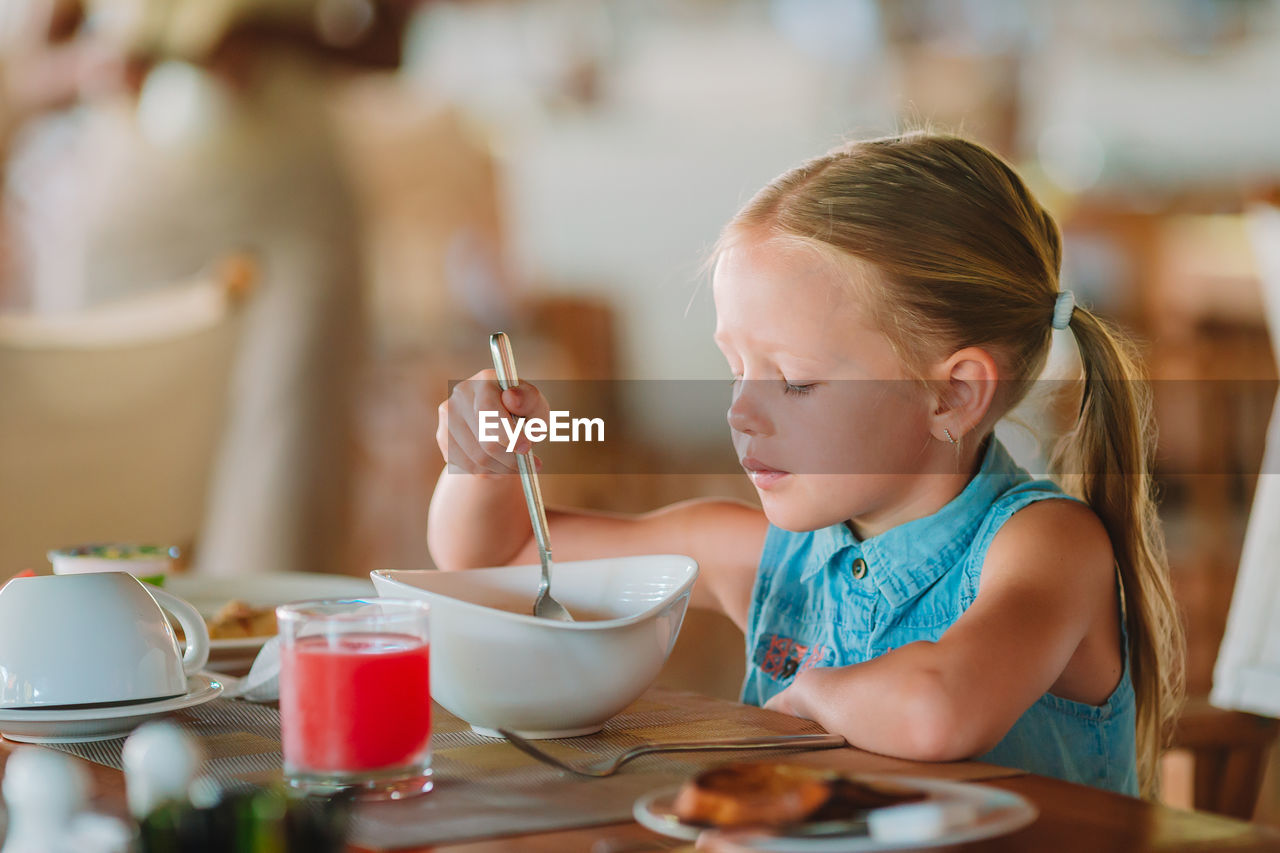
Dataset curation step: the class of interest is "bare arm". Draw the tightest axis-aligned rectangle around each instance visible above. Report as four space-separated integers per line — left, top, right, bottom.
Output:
427 372 769 628
766 499 1118 760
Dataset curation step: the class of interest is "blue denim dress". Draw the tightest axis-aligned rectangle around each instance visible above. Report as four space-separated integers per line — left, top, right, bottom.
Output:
741 438 1138 796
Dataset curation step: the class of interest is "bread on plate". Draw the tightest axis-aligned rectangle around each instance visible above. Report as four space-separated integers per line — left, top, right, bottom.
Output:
671 761 926 829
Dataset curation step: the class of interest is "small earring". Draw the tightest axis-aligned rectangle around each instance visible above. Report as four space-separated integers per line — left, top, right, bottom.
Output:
944 428 957 445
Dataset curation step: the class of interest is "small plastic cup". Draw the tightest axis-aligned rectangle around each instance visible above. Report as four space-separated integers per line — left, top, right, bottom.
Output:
277 599 432 799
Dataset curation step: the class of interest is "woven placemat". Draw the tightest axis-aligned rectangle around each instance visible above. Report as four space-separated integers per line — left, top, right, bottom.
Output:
355 690 829 849
46 698 285 788
42 689 832 850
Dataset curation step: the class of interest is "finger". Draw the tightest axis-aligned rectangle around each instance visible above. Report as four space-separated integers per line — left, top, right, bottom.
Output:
509 433 533 456
446 383 510 462
451 370 502 415
449 417 517 474
441 396 507 473
468 378 515 431
452 435 515 475
467 405 525 470
502 383 549 419
501 386 529 414
437 401 505 473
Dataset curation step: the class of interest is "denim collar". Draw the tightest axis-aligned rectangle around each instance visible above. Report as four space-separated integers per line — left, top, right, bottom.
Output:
801 439 1023 607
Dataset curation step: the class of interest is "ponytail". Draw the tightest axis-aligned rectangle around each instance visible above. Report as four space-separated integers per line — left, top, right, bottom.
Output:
1050 307 1185 798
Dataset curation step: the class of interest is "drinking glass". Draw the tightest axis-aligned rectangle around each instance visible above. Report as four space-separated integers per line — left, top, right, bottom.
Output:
277 599 432 799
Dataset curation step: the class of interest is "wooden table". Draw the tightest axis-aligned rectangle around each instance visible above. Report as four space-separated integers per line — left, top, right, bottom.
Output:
363 758 1280 853
400 771 1280 853
3 713 1280 852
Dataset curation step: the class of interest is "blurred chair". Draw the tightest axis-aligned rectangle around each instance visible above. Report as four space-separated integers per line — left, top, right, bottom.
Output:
1169 697 1279 818
1191 198 1280 820
0 263 252 575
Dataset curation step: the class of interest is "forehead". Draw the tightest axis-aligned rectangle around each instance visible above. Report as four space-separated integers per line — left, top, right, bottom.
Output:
711 236 883 355
716 236 851 307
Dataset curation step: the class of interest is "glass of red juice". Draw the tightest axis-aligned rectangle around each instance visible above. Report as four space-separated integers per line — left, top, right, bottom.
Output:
277 599 432 799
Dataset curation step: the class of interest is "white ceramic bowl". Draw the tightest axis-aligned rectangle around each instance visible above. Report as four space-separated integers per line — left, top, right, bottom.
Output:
371 555 698 738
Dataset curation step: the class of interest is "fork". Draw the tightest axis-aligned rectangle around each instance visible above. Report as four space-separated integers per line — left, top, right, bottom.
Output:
497 729 847 778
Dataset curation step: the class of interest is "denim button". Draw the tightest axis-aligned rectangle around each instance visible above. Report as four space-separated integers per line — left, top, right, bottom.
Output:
851 557 868 579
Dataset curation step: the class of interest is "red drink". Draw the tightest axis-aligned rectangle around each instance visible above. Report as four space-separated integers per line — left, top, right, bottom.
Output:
280 633 432 774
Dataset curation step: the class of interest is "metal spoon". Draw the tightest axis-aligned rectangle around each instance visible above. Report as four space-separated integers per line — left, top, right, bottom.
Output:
490 332 574 622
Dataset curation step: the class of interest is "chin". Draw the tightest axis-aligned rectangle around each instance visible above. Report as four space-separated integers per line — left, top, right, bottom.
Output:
757 478 870 534
757 492 836 534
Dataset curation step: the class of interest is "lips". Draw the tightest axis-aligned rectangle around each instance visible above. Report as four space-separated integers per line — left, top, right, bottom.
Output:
740 456 789 489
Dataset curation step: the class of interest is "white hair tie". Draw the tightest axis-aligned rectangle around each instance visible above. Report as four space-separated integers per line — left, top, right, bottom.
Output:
1051 290 1075 330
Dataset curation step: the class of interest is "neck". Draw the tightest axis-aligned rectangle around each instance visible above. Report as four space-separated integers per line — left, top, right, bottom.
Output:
847 438 988 539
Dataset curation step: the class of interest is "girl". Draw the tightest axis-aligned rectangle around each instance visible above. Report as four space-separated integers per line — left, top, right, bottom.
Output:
429 131 1183 798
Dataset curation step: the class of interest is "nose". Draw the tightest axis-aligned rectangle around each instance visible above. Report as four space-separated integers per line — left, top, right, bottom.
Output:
727 381 770 436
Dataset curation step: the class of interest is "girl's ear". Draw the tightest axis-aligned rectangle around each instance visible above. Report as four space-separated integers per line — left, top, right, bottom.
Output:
929 347 999 443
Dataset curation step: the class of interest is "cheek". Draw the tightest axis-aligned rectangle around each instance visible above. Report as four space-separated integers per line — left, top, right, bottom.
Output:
779 389 932 475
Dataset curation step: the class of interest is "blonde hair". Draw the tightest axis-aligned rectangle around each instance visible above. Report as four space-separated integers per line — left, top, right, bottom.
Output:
719 131 1183 797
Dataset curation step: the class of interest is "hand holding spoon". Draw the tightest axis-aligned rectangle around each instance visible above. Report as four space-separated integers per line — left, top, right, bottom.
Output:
489 332 573 622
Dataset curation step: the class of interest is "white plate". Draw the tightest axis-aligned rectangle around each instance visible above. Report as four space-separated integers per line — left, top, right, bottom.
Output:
165 573 375 669
0 673 223 743
633 776 1037 852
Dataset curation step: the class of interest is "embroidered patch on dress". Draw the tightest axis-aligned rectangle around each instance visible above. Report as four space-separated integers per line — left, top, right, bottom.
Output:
753 633 831 681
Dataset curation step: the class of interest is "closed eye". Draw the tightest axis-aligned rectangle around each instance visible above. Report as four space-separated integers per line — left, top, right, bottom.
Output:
783 381 816 396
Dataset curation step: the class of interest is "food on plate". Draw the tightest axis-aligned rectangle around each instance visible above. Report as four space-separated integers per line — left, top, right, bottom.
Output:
205 599 278 639
57 544 175 560
671 761 927 829
673 762 830 827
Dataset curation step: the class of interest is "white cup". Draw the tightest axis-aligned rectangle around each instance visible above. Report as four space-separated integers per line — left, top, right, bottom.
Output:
0 572 210 708
47 544 177 579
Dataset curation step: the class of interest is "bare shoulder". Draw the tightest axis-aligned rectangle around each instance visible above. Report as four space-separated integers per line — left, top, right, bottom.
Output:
982 497 1114 594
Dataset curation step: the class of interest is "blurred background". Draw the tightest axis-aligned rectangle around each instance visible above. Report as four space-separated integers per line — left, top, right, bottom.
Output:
1 0 1278 824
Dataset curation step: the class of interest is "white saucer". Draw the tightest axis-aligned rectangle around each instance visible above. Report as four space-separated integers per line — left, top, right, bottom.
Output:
634 776 1037 852
165 573 374 674
0 673 223 743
